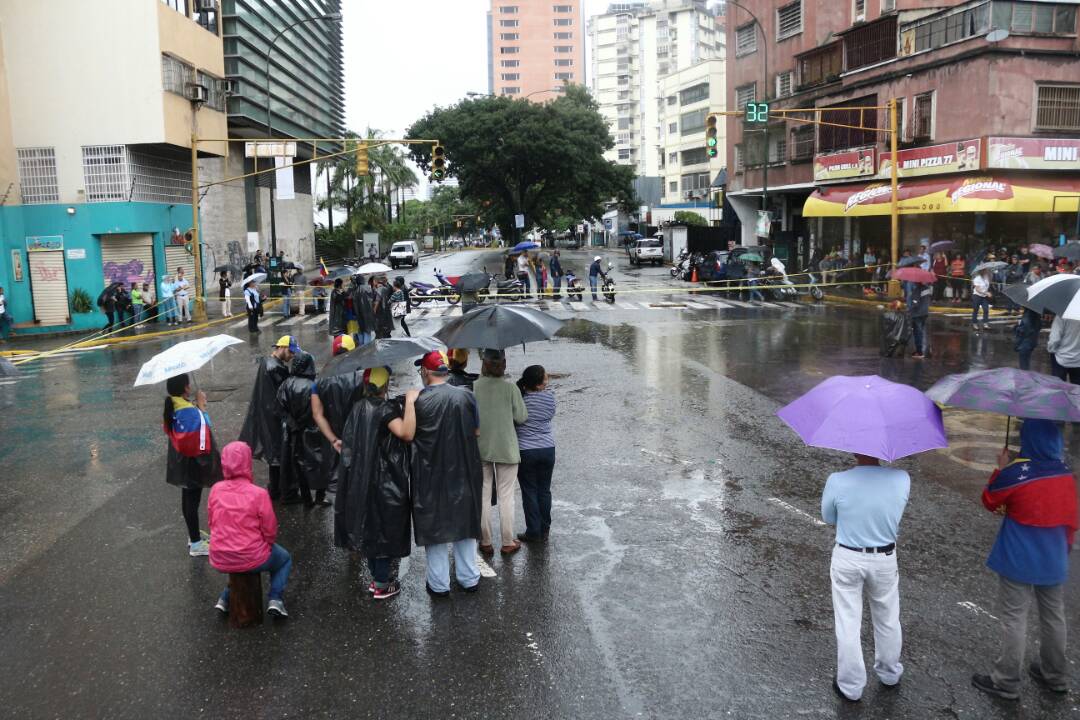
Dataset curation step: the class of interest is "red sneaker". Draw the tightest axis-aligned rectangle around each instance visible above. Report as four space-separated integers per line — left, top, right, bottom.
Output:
373 581 401 600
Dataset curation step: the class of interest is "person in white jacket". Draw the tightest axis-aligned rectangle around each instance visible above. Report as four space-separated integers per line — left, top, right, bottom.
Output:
971 269 992 331
1048 315 1080 384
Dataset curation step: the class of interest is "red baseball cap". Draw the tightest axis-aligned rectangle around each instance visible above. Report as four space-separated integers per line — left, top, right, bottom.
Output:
415 349 449 372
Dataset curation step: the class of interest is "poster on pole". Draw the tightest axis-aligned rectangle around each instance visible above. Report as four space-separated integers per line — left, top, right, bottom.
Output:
274 157 294 200
514 214 525 229
755 211 771 239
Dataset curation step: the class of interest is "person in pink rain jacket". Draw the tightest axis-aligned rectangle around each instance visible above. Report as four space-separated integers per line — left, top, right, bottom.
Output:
208 441 292 618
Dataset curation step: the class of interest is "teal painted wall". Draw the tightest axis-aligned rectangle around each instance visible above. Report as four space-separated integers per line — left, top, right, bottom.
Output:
1 202 196 334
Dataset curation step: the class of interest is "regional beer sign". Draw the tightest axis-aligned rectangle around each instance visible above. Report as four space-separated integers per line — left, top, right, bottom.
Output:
987 137 1080 171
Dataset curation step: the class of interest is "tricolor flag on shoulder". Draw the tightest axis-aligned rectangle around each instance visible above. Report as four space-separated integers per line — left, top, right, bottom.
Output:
319 257 329 277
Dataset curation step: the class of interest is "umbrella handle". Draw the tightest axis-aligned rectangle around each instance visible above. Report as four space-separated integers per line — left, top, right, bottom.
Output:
1004 415 1010 450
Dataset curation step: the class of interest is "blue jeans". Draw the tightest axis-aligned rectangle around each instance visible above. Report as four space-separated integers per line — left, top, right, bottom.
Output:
218 543 292 603
518 447 555 538
553 274 562 294
161 297 175 323
911 315 927 354
589 274 598 300
281 294 291 316
972 295 991 323
133 305 144 324
517 272 531 296
1018 349 1033 370
424 539 479 593
356 331 373 347
368 557 391 587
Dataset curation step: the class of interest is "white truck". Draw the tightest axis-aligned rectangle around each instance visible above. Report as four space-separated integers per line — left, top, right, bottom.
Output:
627 236 664 266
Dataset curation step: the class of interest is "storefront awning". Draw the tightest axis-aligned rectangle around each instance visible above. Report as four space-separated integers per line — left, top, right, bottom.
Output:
802 174 1080 218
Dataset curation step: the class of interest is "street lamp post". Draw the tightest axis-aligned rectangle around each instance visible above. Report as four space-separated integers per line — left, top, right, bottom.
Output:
725 0 769 218
263 12 342 261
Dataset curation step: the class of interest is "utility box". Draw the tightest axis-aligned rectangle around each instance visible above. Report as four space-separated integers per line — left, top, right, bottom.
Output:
423 234 434 251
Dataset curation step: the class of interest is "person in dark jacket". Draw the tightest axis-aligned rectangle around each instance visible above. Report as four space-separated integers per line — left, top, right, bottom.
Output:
1014 307 1042 370
908 281 932 359
114 285 132 328
99 284 119 330
239 336 297 499
880 300 911 358
277 352 330 507
588 256 603 301
163 372 222 557
550 250 564 298
314 367 418 600
373 275 395 339
328 278 347 336
353 277 377 346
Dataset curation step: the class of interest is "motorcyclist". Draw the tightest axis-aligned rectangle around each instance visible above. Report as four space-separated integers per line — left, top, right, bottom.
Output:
588 256 603 301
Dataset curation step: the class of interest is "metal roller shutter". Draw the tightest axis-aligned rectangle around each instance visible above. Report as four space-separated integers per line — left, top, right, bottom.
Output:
101 233 155 289
28 250 70 325
164 245 196 288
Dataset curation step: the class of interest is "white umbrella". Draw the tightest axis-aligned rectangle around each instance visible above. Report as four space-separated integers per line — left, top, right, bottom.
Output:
241 272 267 286
134 334 244 387
355 262 392 275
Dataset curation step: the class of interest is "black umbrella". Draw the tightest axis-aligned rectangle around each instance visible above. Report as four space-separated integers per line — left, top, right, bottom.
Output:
323 337 445 377
457 272 491 294
1004 283 1037 311
96 281 123 306
434 305 564 350
897 256 923 268
0 357 20 377
1023 274 1080 316
1053 244 1080 262
213 263 241 275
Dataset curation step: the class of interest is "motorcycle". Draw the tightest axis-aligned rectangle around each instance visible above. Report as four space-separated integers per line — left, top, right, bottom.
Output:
564 270 584 301
670 249 691 278
408 268 459 305
601 264 616 304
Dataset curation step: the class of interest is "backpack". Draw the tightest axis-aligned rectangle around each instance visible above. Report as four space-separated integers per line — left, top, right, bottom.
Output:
168 404 212 458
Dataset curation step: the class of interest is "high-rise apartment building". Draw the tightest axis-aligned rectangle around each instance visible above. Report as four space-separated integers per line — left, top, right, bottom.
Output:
487 0 585 101
589 1 724 179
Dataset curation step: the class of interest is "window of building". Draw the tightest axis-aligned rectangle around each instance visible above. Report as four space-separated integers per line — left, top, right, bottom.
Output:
775 70 794 98
681 147 709 166
790 125 815 161
502 87 521 95
501 60 520 67
796 43 842 89
555 31 573 39
882 0 896 11
667 95 677 106
735 23 757 55
195 3 217 35
909 3 994 53
776 1 803 40
1035 84 1080 130
818 95 879 151
669 180 678 192
161 54 194 96
554 4 573 11
499 5 519 13
854 0 866 21
844 16 897 70
679 83 709 105
499 19 519 27
913 91 934 139
555 72 574 80
502 73 520 81
554 45 573 52
618 148 632 160
617 117 632 130
735 83 756 109
16 147 59 204
500 46 520 54
680 172 711 192
501 32 519 40
555 58 574 66
197 71 226 112
161 0 189 15
669 152 678 164
770 135 788 164
680 108 708 134
554 18 573 26
994 1 1077 34
668 123 678 134
83 145 128 203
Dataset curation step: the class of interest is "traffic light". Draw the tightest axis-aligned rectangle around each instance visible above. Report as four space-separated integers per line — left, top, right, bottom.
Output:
705 115 719 158
355 142 369 175
745 101 769 124
431 144 446 181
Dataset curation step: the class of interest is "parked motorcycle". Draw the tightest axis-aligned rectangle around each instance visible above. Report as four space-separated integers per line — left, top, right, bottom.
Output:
601 264 616 304
564 270 584 301
408 268 459 305
670 249 691 278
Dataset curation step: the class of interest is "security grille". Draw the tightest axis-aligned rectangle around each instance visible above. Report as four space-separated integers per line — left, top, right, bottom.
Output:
777 1 803 40
736 23 756 54
83 145 128 202
1036 84 1080 130
770 136 788 164
161 54 194 96
16 147 59 204
735 83 756 109
914 92 934 139
790 125 815 161
776 70 794 98
197 71 225 112
129 151 192 204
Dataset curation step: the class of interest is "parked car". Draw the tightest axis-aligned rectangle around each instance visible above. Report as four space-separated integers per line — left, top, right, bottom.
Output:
389 241 419 269
627 236 664 266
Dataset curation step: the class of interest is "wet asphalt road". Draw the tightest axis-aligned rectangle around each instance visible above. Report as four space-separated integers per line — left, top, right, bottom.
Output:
1 249 1079 719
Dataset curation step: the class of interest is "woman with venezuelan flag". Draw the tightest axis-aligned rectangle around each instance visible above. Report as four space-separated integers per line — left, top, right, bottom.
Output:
164 373 222 558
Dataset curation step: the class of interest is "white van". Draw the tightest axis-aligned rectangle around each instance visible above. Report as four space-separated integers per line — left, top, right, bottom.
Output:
389 241 419 269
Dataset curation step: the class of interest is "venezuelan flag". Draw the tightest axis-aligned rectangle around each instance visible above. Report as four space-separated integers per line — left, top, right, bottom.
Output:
320 257 329 277
166 396 211 456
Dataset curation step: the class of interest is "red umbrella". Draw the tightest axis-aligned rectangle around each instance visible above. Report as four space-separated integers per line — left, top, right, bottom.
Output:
889 267 936 284
1030 243 1055 260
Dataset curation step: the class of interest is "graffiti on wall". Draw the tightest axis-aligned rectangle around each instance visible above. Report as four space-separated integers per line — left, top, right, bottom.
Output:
227 240 252 270
104 260 154 286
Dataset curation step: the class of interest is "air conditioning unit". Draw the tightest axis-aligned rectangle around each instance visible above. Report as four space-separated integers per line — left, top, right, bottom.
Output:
186 83 209 103
197 0 217 11
221 79 238 96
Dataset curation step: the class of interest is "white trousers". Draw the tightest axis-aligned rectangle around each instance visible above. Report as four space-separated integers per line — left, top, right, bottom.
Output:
830 545 904 700
481 462 518 547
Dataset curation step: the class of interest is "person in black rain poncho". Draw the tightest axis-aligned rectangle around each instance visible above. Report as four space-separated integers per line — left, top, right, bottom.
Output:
277 351 331 507
353 276 377 346
239 335 297 500
328 277 347 336
313 367 418 600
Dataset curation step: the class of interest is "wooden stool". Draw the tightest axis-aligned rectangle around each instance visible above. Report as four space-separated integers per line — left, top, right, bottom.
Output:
228 573 263 628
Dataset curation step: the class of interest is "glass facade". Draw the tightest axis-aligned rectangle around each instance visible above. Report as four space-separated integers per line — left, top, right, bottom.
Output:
222 0 344 146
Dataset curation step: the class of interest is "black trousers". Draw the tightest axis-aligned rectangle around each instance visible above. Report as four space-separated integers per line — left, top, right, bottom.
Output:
181 487 202 543
247 306 259 332
397 316 411 337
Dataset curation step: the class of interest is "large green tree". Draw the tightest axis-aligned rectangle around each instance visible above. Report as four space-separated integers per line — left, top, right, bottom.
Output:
405 85 637 238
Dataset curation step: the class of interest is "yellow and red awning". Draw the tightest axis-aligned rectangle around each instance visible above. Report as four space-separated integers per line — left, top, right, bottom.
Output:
803 174 1080 218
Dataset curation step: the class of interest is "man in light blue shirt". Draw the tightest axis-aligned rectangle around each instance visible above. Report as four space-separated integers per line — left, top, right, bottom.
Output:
822 454 911 703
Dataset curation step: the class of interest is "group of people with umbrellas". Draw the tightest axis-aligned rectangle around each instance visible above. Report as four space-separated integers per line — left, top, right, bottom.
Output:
778 364 1080 703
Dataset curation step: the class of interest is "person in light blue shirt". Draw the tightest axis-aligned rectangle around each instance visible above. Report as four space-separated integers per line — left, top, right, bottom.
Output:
821 454 910 703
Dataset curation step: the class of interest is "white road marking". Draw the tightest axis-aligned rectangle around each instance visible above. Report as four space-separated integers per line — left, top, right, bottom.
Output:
769 497 827 526
723 298 754 308
957 601 999 621
477 555 497 578
591 301 614 309
230 319 249 329
304 315 325 325
616 302 638 310
640 448 692 465
569 302 588 311
777 302 803 309
278 315 305 326
684 302 712 309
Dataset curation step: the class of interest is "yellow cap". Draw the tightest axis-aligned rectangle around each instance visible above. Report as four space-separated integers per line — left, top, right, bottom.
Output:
450 348 469 364
364 366 389 389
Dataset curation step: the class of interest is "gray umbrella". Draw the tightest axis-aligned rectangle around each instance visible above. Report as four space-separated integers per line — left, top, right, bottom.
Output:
1053 243 1080 262
323 336 445 377
972 260 1007 275
897 256 923 268
434 305 564 350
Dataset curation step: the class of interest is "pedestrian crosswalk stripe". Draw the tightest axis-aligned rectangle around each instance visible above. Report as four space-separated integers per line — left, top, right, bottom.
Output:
684 302 711 309
777 302 803 309
615 301 637 310
230 318 249 329
278 315 304 326
723 298 754 308
304 315 325 325
591 301 614 310
569 302 588 311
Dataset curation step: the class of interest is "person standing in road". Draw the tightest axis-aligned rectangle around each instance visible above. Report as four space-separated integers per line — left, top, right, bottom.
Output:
410 350 484 597
280 270 293 318
239 336 297 500
550 250 563 299
353 276 376 346
219 272 232 318
174 267 191 324
972 420 1078 700
390 276 411 337
163 372 222 557
244 280 260 333
473 348 527 555
328 277 347 336
99 285 118 331
277 352 330 507
1047 315 1080 385
516 252 532 298
822 453 910 703
209 441 292 618
908 280 932 359
971 267 993 331
588 256 603 301
0 285 12 341
515 365 555 544
114 285 132 328
1014 308 1042 371
917 242 931 271
374 275 395 339
142 282 156 323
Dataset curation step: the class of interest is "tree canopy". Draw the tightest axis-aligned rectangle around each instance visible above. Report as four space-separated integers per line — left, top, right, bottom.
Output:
405 85 637 237
673 211 709 226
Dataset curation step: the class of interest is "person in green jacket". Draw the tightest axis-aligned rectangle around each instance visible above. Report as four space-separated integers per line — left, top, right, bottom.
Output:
472 348 527 555
130 283 144 326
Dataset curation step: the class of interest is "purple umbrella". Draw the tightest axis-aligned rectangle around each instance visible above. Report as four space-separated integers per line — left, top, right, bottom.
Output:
926 368 1080 423
777 375 947 462
929 240 954 254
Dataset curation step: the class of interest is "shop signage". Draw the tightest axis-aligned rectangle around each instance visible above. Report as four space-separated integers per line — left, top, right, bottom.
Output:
25 235 64 252
66 248 86 260
878 139 981 178
987 137 1080 171
813 148 876 182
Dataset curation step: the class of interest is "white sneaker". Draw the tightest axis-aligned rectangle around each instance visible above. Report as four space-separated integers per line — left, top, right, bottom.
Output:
188 539 209 557
214 597 228 614
267 599 288 618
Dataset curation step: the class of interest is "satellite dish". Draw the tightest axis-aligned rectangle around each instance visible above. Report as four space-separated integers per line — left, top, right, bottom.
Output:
986 29 1009 42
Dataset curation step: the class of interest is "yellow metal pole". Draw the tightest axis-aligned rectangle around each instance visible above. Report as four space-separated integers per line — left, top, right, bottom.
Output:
191 132 207 322
889 98 900 299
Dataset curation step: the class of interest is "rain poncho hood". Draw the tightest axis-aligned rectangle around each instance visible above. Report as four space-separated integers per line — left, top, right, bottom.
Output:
1020 419 1064 462
221 441 255 484
291 351 316 379
238 355 290 465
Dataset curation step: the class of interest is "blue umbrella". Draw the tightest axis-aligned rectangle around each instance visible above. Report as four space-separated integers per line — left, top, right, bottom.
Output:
512 241 540 253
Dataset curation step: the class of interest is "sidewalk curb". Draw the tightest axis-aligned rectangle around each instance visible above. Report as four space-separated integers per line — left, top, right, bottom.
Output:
824 292 1010 317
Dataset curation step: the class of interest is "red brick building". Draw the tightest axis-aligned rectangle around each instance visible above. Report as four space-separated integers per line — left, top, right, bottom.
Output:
724 0 1080 267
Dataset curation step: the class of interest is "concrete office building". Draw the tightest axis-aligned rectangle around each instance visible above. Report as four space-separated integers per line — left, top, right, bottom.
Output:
0 0 227 334
488 0 585 101
588 1 724 178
